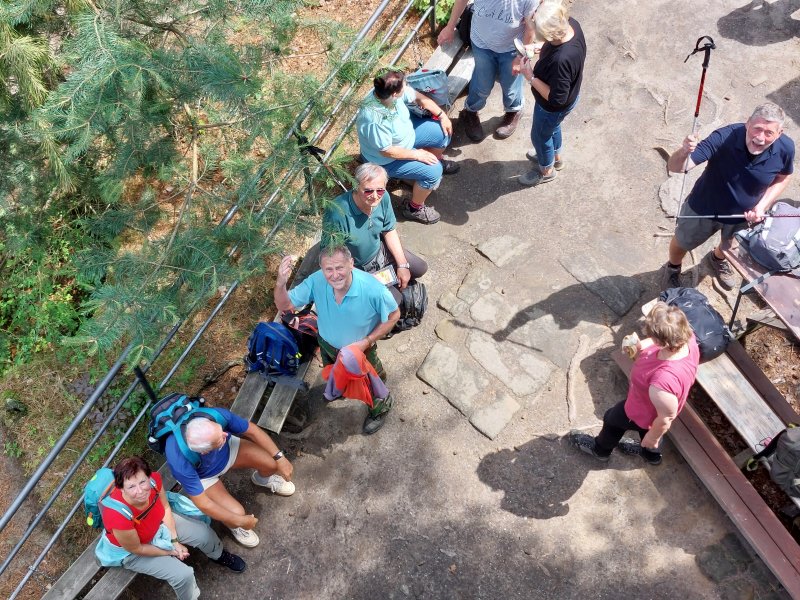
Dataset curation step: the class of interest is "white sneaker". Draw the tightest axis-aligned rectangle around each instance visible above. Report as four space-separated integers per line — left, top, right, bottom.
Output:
251 472 296 496
229 527 259 548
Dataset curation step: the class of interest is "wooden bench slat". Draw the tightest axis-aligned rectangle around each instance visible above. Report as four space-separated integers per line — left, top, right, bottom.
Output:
230 370 271 422
41 538 101 600
447 48 474 108
257 359 313 433
694 353 785 451
82 567 136 600
423 32 463 72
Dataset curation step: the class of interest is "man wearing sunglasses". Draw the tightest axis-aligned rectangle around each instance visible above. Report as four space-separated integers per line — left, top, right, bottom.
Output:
294 163 428 305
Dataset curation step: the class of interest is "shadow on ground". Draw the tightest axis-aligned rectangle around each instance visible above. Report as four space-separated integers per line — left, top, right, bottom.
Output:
717 0 800 46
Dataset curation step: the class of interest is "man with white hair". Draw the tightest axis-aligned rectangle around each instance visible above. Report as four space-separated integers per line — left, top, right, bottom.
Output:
164 408 294 548
661 102 795 290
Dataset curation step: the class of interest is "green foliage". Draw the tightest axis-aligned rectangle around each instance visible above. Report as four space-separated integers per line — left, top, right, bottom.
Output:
0 0 377 373
412 0 455 26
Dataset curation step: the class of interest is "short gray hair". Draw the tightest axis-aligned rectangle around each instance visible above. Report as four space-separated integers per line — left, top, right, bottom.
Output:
185 418 221 453
354 163 388 186
750 103 785 127
318 244 352 266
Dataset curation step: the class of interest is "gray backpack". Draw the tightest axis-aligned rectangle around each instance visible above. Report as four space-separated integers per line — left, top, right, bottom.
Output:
736 202 800 276
747 427 800 500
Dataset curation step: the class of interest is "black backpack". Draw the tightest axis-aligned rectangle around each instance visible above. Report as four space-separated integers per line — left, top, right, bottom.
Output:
659 287 731 362
746 426 800 500
393 281 428 332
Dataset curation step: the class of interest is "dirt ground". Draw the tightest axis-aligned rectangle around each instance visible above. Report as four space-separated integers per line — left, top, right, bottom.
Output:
121 0 800 599
6 0 800 598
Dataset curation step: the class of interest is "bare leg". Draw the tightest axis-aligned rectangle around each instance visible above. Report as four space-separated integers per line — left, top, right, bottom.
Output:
411 182 433 207
230 438 279 479
203 481 246 516
668 236 688 266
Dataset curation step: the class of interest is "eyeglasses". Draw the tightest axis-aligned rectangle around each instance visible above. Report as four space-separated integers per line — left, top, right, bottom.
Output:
361 188 385 196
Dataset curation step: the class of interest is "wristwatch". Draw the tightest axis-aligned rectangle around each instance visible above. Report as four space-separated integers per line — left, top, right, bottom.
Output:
397 263 411 269
273 450 284 461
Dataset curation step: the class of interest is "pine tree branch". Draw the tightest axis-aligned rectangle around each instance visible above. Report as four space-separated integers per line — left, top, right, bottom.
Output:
121 15 189 46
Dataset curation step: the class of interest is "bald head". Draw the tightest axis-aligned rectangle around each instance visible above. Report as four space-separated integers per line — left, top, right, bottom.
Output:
185 418 225 454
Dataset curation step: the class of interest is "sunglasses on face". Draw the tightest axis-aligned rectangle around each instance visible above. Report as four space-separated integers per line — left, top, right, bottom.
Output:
361 188 385 196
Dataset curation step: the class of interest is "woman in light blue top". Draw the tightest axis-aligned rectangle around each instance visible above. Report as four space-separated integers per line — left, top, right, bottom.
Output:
356 70 459 225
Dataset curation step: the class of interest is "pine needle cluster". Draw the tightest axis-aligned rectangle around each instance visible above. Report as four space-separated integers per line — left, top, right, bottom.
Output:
0 0 394 372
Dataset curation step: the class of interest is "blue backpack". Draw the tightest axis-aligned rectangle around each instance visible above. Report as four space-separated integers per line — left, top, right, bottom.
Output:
84 467 157 530
245 322 307 389
147 393 228 467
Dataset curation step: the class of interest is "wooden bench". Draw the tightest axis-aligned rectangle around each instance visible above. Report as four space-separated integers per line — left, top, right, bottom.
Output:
611 343 800 596
422 32 474 112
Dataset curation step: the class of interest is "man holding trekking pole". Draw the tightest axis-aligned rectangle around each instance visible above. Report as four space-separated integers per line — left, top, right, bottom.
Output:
661 102 794 291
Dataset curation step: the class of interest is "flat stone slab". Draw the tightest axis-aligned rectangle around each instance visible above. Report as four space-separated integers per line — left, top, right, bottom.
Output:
416 343 488 416
435 318 468 346
457 267 493 305
437 290 469 317
467 330 553 397
476 235 532 267
469 292 517 330
469 392 520 440
559 254 643 317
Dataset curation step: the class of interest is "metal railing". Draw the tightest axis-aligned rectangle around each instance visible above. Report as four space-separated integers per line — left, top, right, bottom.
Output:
0 1 438 597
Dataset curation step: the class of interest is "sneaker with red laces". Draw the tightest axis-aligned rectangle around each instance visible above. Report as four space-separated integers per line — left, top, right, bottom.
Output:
402 202 440 224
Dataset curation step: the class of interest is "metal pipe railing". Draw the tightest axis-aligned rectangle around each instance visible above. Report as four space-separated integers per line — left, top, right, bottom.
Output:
0 345 133 534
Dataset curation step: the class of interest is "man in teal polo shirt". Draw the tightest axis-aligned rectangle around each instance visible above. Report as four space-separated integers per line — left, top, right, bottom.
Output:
274 245 400 434
322 163 428 305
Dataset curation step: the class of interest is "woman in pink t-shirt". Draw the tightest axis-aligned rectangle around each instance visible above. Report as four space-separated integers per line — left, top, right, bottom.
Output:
570 302 700 465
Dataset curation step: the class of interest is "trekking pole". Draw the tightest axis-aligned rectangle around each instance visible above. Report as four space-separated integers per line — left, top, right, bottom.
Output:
674 36 716 220
676 213 800 219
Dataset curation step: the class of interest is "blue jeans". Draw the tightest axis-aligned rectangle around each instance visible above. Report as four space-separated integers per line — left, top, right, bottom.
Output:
381 116 448 190
530 96 579 170
465 43 524 113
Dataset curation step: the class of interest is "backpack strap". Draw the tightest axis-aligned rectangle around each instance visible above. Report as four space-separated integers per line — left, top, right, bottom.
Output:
173 408 229 467
99 496 134 522
745 427 791 471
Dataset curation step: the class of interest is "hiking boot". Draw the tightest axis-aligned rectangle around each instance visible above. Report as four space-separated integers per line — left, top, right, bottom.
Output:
708 253 737 290
460 109 484 142
229 527 260 548
519 169 557 187
568 430 610 462
617 438 662 465
495 111 522 139
659 262 682 291
525 148 564 171
402 202 441 225
251 472 295 496
363 395 393 435
211 549 247 573
441 159 460 175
